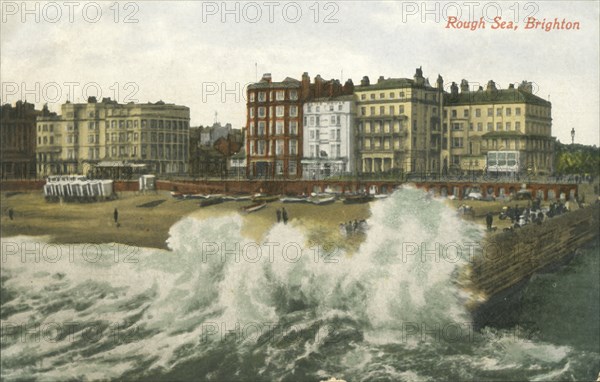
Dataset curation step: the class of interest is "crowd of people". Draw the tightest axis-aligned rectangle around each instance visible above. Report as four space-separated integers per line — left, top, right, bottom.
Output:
497 198 571 232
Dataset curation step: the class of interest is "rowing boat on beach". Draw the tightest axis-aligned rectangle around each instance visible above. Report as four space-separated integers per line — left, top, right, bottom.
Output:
241 202 267 213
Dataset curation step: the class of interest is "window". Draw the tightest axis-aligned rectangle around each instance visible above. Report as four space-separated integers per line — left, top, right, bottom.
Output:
515 122 521 131
307 105 312 112
463 109 469 118
289 140 297 155
290 106 298 117
257 140 266 155
506 122 511 130
389 106 395 115
310 116 315 126
361 94 366 100
329 104 334 111
258 122 266 136
276 106 285 117
338 104 342 111
370 107 375 115
258 92 266 102
330 116 335 124
469 123 474 131
487 122 493 131
487 108 493 117
258 107 266 118
250 108 255 118
496 122 502 131
290 121 298 135
389 92 395 98
250 92 255 102
276 121 284 135
380 93 385 99
361 107 366 116
370 94 375 100
289 89 298 100
452 137 463 148
475 108 481 117
336 116 341 126
399 105 405 114
515 107 521 116
506 107 512 116
399 92 405 98
316 116 320 126
477 122 483 131
276 90 285 101
451 110 457 118
496 108 502 116
452 123 462 130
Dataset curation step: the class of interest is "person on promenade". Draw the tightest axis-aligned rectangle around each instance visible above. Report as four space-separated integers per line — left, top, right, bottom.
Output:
114 208 119 224
8 208 14 220
486 212 493 231
276 208 282 223
282 208 288 225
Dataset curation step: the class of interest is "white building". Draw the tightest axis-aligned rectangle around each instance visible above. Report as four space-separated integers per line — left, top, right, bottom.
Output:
302 95 356 179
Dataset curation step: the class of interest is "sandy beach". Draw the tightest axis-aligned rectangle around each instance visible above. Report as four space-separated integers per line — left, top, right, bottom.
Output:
1 191 372 250
1 189 554 250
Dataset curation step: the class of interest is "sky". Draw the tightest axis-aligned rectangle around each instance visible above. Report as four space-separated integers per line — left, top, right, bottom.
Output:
1 1 598 145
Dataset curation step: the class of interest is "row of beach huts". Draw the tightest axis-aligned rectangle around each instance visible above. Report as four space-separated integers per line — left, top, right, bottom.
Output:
43 176 115 202
43 174 156 202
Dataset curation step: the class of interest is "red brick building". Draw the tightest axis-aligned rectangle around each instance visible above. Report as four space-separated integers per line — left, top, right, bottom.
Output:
246 73 354 179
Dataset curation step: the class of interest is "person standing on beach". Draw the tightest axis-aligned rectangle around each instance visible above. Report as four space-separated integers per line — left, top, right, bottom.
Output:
486 212 493 230
276 208 281 223
114 208 119 224
8 208 14 220
282 208 288 225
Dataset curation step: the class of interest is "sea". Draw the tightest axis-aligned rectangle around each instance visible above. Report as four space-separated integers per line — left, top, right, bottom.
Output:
1 187 599 381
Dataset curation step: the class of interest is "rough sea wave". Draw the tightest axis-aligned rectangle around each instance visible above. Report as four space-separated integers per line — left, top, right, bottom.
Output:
1 187 598 381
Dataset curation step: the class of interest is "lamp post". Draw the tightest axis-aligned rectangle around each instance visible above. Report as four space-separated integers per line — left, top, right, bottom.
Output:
570 128 575 145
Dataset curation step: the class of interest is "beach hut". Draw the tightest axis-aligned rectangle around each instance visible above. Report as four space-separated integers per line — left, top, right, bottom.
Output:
139 174 156 192
99 180 114 200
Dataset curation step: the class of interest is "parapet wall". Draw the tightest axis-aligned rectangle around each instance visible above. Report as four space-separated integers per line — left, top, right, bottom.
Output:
468 204 600 308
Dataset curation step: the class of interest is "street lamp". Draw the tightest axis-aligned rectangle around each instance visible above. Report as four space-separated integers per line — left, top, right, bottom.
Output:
570 128 575 145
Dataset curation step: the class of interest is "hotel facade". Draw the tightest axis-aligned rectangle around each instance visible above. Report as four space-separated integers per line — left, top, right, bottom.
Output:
301 95 356 179
36 97 190 177
442 79 554 175
354 68 443 175
245 68 556 179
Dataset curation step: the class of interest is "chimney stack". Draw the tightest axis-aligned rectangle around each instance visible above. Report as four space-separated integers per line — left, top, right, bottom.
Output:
261 73 272 83
450 82 459 97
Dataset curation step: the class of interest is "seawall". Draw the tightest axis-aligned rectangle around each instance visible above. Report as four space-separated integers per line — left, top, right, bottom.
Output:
467 204 600 326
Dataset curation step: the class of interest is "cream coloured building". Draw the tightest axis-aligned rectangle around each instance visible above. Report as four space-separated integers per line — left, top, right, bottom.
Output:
442 80 554 175
354 67 443 175
36 97 190 177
